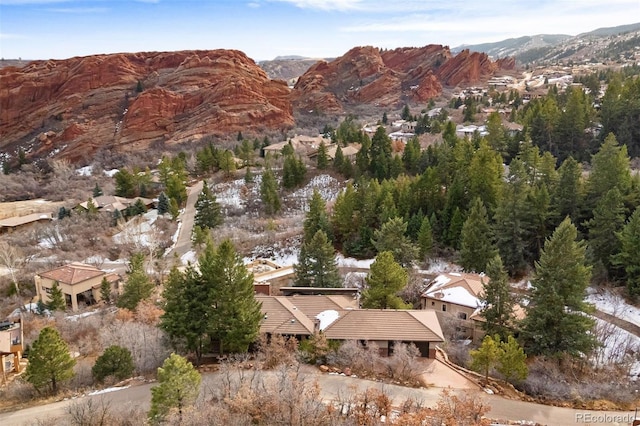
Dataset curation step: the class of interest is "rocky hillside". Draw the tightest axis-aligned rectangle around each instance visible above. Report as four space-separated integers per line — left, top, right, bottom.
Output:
291 45 515 114
455 22 640 64
0 50 294 163
259 57 324 86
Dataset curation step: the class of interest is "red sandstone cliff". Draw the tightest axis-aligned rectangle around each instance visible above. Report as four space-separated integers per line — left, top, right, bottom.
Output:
292 45 515 113
0 50 294 162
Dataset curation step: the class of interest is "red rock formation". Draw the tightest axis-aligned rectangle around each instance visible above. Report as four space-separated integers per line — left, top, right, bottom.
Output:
292 45 514 113
0 50 293 162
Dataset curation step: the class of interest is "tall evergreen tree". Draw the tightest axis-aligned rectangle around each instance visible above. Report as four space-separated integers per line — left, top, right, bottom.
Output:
161 265 212 365
260 167 281 215
446 207 464 250
460 198 497 273
497 335 528 384
100 276 111 304
117 253 153 311
316 141 329 169
480 255 515 341
587 133 632 205
46 281 66 311
372 217 418 268
148 353 201 423
521 218 597 357
362 251 409 309
551 156 583 226
157 192 169 216
417 216 434 261
194 181 222 230
25 327 75 394
369 127 393 181
494 159 530 276
612 207 640 299
303 189 332 243
331 183 357 247
333 144 345 174
294 230 341 288
201 240 262 354
586 188 626 281
467 140 503 210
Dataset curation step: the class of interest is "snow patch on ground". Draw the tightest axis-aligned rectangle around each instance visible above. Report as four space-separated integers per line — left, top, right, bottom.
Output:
76 165 93 176
335 254 375 269
181 250 197 265
587 288 640 328
423 258 463 274
88 385 130 396
66 311 100 322
104 169 119 177
113 210 159 248
246 243 300 267
592 317 640 378
290 174 342 206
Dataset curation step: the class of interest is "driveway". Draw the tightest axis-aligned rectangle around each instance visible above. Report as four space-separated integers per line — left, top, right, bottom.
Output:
1 366 635 426
166 180 203 263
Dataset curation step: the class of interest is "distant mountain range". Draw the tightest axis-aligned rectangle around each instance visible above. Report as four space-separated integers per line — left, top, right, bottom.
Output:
454 22 640 64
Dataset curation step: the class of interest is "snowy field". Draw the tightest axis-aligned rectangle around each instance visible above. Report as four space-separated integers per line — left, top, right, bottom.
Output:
592 317 640 378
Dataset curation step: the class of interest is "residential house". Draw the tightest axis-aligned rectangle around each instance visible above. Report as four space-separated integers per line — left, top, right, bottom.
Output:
263 135 331 158
0 318 23 376
76 195 154 213
421 272 486 340
247 259 295 296
35 263 122 311
256 294 444 358
0 212 52 234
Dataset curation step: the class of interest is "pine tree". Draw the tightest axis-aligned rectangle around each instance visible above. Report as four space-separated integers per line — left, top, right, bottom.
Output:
161 265 211 365
114 169 136 198
219 150 237 177
92 345 134 383
331 183 357 246
362 251 409 309
303 189 331 243
333 145 345 174
157 192 169 216
117 253 153 311
194 181 222 230
100 277 111 304
369 126 392 181
551 156 583 225
201 240 262 354
497 335 528 384
480 255 515 341
586 188 625 281
372 217 418 268
93 183 103 197
317 141 329 169
25 327 75 394
148 354 201 423
47 281 66 311
294 230 341 288
460 198 497 273
168 198 180 220
417 216 433 261
470 334 501 384
587 133 632 204
57 206 70 220
521 218 596 357
468 139 503 210
447 207 464 250
612 207 640 299
260 167 281 215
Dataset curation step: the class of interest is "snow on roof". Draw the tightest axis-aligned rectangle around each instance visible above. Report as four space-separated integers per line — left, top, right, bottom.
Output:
427 286 481 309
316 309 340 331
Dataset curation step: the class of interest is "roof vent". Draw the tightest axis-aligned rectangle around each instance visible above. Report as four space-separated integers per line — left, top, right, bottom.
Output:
290 319 296 323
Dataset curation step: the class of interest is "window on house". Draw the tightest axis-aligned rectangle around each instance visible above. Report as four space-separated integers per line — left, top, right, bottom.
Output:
442 304 447 312
458 312 467 320
431 301 435 306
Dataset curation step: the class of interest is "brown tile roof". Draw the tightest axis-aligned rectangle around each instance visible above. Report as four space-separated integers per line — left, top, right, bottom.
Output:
323 310 444 343
256 295 315 336
38 262 105 285
283 294 358 317
423 273 488 309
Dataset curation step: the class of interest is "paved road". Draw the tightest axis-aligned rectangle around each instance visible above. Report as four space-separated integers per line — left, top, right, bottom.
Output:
1 368 635 426
166 180 203 264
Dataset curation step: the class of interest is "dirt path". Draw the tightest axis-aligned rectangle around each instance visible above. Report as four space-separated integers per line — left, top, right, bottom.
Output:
594 309 640 336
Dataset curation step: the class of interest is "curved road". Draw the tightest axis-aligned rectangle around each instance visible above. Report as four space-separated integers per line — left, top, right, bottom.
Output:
0 368 635 426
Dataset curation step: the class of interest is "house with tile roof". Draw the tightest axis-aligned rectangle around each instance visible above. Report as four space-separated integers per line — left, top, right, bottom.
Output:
421 272 524 341
34 263 122 311
0 212 53 234
255 294 444 357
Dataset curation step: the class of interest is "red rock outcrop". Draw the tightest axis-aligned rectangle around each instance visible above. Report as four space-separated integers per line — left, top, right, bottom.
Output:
0 50 293 162
292 45 514 113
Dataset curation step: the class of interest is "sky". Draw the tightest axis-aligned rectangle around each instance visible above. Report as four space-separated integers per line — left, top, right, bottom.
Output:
1 0 639 62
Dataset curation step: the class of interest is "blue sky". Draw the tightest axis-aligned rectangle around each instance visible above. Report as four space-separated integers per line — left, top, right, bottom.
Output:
1 0 638 61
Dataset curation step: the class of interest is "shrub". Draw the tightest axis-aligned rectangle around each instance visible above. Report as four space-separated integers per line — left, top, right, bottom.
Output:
92 345 135 383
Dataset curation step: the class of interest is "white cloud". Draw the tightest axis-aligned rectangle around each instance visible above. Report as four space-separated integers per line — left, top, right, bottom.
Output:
44 7 108 13
247 1 260 8
270 0 362 11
